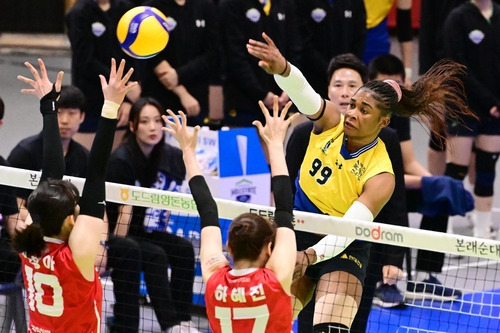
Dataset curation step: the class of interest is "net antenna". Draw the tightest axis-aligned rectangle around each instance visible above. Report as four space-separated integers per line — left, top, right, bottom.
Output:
236 134 247 176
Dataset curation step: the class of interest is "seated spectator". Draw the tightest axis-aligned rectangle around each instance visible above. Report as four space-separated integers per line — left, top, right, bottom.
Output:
106 97 200 333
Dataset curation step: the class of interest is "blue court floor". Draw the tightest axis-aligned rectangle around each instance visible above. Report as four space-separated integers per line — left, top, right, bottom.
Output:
367 289 500 333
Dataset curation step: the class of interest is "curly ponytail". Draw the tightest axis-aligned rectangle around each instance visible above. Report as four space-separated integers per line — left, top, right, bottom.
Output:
362 59 475 141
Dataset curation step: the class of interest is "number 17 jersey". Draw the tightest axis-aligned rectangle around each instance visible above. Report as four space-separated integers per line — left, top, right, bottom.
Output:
205 266 293 333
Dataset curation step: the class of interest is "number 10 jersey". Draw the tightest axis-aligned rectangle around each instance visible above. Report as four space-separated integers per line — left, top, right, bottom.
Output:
20 238 103 333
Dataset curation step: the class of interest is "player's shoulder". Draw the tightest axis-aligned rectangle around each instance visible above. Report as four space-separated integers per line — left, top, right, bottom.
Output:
15 133 42 150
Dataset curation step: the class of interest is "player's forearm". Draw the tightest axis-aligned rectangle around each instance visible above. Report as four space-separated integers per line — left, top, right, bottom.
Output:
189 175 219 229
267 144 288 177
183 148 202 181
114 205 132 237
40 85 65 182
400 41 413 81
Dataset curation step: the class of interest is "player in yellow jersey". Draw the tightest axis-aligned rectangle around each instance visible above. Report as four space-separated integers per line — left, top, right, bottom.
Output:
247 33 475 333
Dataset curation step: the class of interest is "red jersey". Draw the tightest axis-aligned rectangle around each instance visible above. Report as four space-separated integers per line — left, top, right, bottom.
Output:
20 238 102 333
205 266 293 333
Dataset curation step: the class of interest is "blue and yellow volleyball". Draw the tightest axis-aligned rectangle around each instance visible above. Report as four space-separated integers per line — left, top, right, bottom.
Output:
117 6 169 59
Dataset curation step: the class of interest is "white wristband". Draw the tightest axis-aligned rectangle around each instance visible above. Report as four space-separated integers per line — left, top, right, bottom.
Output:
310 234 354 264
274 63 322 116
101 100 120 119
404 67 413 83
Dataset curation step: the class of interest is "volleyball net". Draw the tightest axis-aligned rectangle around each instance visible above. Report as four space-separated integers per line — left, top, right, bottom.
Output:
0 165 499 332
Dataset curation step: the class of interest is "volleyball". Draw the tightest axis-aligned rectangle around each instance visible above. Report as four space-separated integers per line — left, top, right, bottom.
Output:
117 6 169 59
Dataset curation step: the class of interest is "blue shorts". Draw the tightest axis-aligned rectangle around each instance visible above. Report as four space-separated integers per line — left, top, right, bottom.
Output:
362 18 390 65
447 112 500 137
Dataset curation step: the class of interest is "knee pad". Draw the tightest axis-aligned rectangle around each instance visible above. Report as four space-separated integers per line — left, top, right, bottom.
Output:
444 163 468 181
313 323 349 333
474 148 499 197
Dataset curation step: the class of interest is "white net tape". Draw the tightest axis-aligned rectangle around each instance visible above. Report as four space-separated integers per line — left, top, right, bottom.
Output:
2 165 499 261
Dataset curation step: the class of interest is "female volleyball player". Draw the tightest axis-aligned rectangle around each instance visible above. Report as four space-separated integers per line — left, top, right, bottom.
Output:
247 32 474 332
13 58 136 332
162 97 299 333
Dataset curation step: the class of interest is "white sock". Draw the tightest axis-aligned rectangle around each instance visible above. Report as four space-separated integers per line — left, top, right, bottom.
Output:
415 271 429 282
466 209 477 228
447 217 455 234
473 210 492 238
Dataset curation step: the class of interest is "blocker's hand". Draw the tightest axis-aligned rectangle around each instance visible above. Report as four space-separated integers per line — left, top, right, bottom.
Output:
100 58 138 105
17 58 63 99
253 96 298 147
162 110 200 153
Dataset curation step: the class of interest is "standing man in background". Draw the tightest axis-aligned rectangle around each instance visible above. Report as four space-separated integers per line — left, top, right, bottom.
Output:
294 0 366 98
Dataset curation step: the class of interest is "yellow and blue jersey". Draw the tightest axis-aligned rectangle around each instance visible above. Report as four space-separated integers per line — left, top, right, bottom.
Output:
364 0 394 29
294 118 394 216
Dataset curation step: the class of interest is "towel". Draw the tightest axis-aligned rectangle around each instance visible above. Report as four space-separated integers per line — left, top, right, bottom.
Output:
417 176 474 217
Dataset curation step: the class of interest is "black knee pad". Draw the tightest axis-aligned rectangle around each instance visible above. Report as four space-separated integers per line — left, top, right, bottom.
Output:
313 323 349 333
444 163 468 181
474 148 499 197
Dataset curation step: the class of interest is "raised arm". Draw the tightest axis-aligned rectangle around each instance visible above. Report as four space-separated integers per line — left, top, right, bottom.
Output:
253 97 299 293
17 59 65 182
69 59 137 280
246 32 341 133
162 110 228 282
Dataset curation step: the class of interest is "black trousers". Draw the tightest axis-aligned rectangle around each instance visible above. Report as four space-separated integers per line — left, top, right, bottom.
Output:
106 235 142 333
134 231 196 330
0 229 20 284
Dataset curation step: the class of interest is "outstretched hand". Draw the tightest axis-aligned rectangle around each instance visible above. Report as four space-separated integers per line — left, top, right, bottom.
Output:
246 32 288 75
253 96 299 147
99 58 138 105
17 58 64 99
162 110 200 153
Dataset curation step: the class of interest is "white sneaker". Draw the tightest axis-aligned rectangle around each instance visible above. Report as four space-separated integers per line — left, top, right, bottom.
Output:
166 321 201 333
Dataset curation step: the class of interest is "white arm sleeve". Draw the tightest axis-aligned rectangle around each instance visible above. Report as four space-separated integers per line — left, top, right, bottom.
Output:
310 201 374 264
274 63 322 116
